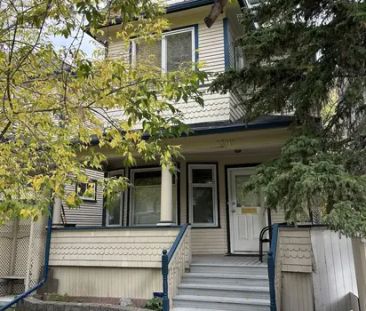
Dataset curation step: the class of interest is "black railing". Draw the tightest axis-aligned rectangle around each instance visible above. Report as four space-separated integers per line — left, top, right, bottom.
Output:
259 225 271 263
161 223 189 311
268 223 280 311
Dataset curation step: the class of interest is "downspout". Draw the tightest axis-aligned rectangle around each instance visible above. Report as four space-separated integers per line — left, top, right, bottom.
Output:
0 205 53 311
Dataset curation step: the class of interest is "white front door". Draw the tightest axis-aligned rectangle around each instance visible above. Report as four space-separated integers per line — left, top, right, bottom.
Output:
228 167 266 254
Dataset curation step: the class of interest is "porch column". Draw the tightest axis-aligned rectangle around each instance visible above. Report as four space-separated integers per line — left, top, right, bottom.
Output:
52 197 62 225
158 165 174 226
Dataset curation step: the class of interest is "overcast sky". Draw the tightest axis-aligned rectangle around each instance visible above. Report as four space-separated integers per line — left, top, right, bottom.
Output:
51 31 103 59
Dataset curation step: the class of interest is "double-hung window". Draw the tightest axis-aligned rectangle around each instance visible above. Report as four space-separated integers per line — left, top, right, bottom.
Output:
130 167 177 225
188 164 218 227
131 27 196 72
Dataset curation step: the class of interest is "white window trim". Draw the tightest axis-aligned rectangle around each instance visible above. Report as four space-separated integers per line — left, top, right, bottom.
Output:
129 167 178 226
188 164 219 228
106 169 125 227
131 26 196 72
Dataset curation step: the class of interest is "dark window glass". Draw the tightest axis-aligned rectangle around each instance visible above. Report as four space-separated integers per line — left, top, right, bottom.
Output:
192 168 213 184
134 171 161 186
166 31 192 72
192 187 214 223
136 40 161 68
107 194 122 225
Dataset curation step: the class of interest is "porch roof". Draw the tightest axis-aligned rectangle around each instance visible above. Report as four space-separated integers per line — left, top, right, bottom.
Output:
187 115 294 137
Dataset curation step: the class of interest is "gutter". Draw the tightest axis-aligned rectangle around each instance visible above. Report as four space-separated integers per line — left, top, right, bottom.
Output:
0 206 53 311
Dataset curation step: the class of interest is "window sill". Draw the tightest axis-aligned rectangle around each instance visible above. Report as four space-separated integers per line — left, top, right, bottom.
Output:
191 225 221 229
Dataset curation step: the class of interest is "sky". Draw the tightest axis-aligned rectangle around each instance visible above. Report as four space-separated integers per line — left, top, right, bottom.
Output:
51 31 103 60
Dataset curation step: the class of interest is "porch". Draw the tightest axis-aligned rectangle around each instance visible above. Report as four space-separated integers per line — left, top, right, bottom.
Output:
58 122 291 256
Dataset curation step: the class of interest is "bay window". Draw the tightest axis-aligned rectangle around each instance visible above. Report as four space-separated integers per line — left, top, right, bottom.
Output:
188 164 218 227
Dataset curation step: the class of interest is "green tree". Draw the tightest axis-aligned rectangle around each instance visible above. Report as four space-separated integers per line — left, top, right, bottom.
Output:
0 0 205 223
211 0 366 237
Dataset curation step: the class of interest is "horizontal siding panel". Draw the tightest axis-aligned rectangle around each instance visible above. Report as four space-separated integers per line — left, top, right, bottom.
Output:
62 169 104 226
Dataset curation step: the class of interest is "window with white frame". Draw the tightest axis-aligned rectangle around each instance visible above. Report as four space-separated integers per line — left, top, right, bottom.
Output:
105 169 125 226
188 164 218 227
131 27 195 72
130 167 177 225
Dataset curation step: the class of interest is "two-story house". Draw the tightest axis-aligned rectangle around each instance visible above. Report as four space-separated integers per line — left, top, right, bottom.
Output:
1 1 294 310
48 0 292 309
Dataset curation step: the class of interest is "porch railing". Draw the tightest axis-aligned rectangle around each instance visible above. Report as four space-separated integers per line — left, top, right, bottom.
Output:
161 224 191 311
268 223 279 311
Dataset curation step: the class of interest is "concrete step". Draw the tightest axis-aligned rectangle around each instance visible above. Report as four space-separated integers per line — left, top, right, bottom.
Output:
190 263 268 275
178 283 270 299
0 296 16 309
182 273 269 287
173 308 226 311
173 295 270 311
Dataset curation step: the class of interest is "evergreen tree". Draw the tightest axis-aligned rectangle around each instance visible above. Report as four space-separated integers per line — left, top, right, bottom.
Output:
211 0 366 237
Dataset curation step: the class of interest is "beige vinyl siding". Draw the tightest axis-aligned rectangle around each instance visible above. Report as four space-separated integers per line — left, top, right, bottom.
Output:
62 169 104 226
281 273 314 311
107 40 130 61
51 266 162 299
229 91 245 122
199 19 225 75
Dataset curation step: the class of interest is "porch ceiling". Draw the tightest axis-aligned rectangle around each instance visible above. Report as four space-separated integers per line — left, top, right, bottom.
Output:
170 127 290 154
101 126 290 168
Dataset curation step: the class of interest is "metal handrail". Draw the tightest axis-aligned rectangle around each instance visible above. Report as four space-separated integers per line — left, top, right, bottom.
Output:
161 223 189 311
268 223 279 311
259 225 271 263
0 206 53 311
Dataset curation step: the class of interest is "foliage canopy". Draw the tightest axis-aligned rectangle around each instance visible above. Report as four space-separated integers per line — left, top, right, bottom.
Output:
0 0 205 223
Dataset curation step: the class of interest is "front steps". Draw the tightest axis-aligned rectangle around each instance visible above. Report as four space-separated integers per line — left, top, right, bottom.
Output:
172 256 270 311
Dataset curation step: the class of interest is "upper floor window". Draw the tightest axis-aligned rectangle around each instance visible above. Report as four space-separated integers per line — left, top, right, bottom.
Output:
131 27 196 72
